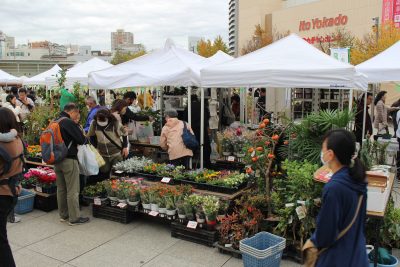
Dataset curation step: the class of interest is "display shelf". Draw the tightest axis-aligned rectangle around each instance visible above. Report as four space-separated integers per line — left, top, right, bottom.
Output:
171 221 218 247
92 204 135 224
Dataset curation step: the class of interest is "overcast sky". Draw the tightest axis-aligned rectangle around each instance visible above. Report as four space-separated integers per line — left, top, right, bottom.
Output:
0 0 229 51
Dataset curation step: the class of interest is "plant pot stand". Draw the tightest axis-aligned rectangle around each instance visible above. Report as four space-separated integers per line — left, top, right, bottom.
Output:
92 204 135 224
171 221 218 247
32 190 57 212
216 243 242 259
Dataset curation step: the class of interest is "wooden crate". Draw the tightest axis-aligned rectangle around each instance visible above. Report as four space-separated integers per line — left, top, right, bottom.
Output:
171 221 218 247
92 204 135 224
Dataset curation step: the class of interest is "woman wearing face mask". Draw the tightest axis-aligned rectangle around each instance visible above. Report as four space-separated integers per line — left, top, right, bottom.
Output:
87 109 129 178
303 129 368 267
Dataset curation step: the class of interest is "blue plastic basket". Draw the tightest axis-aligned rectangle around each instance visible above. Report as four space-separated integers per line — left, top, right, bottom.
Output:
14 189 36 214
239 232 286 267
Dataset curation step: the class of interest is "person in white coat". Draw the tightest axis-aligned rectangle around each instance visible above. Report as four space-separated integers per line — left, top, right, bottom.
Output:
3 95 21 123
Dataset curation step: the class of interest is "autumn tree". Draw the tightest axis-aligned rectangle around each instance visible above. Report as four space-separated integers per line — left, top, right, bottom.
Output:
197 35 229 58
241 24 289 55
111 47 146 65
351 22 400 65
317 27 356 54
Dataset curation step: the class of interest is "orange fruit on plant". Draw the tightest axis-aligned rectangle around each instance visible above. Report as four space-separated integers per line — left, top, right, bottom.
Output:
256 147 263 152
259 123 266 129
246 167 253 174
248 147 254 153
263 119 270 124
252 156 259 162
267 153 275 159
265 141 271 146
284 140 289 145
272 135 279 141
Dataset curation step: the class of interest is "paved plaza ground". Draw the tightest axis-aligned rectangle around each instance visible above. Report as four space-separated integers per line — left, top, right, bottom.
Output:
7 180 399 267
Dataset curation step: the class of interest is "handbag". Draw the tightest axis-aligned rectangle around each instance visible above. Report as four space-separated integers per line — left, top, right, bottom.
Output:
181 121 199 151
77 144 99 176
88 144 106 168
302 195 364 267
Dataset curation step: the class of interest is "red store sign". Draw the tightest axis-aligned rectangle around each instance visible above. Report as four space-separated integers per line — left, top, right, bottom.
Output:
382 0 400 27
299 14 348 32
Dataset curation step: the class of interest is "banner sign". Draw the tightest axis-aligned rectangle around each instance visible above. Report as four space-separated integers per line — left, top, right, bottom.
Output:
330 48 350 64
382 0 400 27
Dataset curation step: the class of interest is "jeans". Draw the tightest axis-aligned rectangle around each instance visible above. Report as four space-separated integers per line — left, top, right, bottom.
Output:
0 196 16 267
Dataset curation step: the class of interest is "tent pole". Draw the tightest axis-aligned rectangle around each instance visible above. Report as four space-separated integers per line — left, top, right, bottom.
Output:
187 87 192 169
200 87 205 170
362 92 367 142
240 87 244 123
252 87 255 127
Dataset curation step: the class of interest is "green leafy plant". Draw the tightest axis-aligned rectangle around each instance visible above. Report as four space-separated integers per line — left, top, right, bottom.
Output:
82 182 107 198
286 109 355 164
25 106 59 144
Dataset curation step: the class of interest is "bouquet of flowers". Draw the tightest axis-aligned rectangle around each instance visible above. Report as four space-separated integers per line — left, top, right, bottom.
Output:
25 167 57 193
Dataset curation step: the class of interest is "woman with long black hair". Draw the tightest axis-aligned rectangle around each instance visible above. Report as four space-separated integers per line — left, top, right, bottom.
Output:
0 107 25 267
303 129 369 267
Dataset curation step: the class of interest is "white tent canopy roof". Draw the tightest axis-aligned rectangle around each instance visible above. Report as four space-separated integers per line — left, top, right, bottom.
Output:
89 39 208 89
46 58 112 87
205 51 234 66
201 34 367 90
24 65 62 85
0 69 21 84
356 41 400 83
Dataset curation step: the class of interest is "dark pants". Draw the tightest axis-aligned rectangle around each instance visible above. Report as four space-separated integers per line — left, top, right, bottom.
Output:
170 156 191 170
0 196 16 267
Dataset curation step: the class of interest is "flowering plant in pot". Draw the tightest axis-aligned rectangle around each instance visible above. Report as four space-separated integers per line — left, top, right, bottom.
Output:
26 167 57 194
104 180 118 201
202 196 219 230
116 182 129 203
22 171 38 189
217 200 229 221
176 200 186 220
113 156 153 174
127 185 141 206
158 194 167 215
149 188 159 212
140 188 151 210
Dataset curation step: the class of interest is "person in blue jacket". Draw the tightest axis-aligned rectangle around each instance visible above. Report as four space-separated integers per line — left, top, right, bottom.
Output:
84 96 101 133
308 129 369 267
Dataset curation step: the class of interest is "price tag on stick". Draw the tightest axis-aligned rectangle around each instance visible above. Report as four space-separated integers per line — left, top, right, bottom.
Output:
117 203 127 209
227 156 235 162
35 185 42 193
161 177 171 183
187 221 198 229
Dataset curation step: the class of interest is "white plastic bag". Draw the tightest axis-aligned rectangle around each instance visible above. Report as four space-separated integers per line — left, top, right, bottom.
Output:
128 121 137 141
77 144 99 176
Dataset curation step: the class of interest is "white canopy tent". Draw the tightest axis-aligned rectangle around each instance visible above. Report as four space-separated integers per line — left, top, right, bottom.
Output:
201 34 367 90
24 65 62 86
356 41 400 83
89 39 208 89
0 69 21 84
205 51 234 66
46 58 112 88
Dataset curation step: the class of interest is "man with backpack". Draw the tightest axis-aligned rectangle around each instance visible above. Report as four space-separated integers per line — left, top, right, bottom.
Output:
51 103 89 225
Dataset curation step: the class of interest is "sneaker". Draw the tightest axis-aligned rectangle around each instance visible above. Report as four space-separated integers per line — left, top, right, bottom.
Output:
8 216 21 223
60 217 69 222
68 217 90 226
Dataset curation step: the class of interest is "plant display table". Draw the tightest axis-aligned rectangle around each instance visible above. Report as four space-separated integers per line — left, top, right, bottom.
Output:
27 189 57 212
171 221 218 247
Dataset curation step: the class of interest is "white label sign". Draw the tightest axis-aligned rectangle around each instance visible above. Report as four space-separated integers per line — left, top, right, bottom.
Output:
94 198 101 206
187 221 198 229
149 211 159 217
117 203 127 209
161 177 171 183
35 185 42 193
115 170 123 174
227 156 235 162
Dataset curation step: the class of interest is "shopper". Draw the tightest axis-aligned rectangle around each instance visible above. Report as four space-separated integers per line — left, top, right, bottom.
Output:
3 95 22 123
391 98 400 137
183 94 211 168
111 99 128 124
84 96 101 133
16 88 35 121
121 92 149 125
256 88 268 121
354 93 373 144
0 107 25 267
87 109 128 177
54 103 89 226
231 94 240 120
160 109 194 169
303 129 368 267
59 87 76 111
374 91 399 136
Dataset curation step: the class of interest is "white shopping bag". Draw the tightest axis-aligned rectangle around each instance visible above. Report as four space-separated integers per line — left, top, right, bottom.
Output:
128 121 137 141
77 144 99 176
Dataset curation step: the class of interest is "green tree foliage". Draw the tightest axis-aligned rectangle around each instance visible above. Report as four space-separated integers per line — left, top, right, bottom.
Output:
111 48 146 65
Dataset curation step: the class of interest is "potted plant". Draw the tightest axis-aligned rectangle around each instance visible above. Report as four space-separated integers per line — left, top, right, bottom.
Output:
195 207 206 224
176 200 186 220
221 138 232 156
217 200 229 221
166 195 177 216
140 188 151 210
127 186 140 207
22 171 38 189
202 196 219 230
116 186 128 204
149 189 159 212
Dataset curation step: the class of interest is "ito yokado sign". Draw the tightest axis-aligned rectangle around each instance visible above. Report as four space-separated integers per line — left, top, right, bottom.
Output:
382 0 400 27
